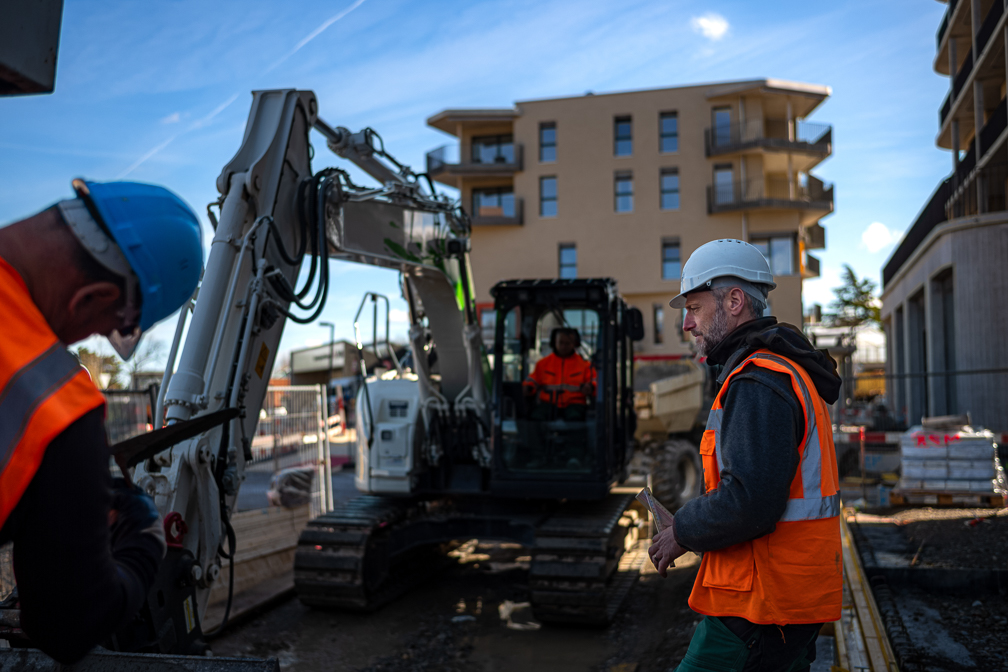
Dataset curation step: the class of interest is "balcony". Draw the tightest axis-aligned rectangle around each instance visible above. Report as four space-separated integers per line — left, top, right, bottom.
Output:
705 119 832 159
940 90 952 127
802 252 821 280
707 175 834 215
976 0 1005 57
426 143 523 188
980 96 1007 157
952 47 973 102
936 0 959 49
471 198 524 227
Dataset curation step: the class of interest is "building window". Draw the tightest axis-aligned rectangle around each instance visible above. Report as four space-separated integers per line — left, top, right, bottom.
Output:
712 107 732 147
653 304 664 344
539 122 556 163
751 235 795 276
661 239 681 280
614 115 632 156
660 112 678 153
713 164 734 205
615 172 633 212
540 176 557 217
471 187 515 218
480 308 496 345
677 308 688 343
660 169 680 210
471 134 514 164
558 244 576 279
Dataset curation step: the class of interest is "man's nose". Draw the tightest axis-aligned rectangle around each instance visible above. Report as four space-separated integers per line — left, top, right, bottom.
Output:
683 312 696 333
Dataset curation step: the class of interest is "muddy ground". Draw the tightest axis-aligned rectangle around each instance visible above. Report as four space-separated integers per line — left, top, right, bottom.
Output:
211 543 702 672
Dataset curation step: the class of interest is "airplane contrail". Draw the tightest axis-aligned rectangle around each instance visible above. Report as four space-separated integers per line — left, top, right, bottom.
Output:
118 0 368 178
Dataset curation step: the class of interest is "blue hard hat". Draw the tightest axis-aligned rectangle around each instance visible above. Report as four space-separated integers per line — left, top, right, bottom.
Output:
72 179 204 332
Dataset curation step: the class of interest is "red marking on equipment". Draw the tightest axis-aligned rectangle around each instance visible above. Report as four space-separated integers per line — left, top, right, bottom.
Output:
314 545 323 550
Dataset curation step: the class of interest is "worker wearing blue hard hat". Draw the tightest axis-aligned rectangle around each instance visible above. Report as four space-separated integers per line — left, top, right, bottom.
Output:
0 179 203 663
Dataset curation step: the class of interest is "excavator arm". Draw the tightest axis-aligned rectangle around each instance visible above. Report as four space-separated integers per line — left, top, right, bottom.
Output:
121 88 484 651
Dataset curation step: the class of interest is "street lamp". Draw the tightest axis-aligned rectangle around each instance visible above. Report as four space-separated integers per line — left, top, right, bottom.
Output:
319 321 335 417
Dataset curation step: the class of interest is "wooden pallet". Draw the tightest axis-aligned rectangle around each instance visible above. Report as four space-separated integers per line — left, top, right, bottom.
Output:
890 489 1005 507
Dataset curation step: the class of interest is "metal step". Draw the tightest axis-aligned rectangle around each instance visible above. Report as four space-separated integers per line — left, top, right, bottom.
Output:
0 648 279 671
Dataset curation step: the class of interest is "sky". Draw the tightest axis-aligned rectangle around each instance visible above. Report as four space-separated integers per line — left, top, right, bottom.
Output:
0 0 953 374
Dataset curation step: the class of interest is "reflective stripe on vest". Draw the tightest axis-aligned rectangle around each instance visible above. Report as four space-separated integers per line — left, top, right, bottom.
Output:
0 344 83 473
704 352 839 522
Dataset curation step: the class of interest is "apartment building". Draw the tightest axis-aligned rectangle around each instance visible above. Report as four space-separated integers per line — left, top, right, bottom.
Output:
425 79 834 356
880 0 1008 430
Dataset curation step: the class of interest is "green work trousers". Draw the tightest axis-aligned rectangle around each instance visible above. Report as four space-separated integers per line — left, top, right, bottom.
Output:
674 615 820 672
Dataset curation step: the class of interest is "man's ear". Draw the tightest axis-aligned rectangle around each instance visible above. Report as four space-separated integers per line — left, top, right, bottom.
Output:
726 287 748 317
68 282 121 319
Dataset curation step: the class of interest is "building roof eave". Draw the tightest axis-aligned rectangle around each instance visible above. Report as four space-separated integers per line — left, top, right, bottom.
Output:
426 108 520 135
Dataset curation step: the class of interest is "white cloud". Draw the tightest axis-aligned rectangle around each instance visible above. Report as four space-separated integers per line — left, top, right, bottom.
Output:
160 111 181 124
690 13 729 41
860 221 903 254
389 308 409 323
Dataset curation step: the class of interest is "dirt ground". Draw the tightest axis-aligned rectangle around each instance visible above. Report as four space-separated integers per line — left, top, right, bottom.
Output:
852 506 1008 671
210 542 703 672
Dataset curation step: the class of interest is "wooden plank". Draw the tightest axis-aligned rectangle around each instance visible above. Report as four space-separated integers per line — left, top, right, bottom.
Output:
840 515 900 671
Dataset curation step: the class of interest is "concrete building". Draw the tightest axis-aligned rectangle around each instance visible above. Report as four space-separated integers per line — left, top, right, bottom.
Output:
425 79 834 355
881 0 1008 430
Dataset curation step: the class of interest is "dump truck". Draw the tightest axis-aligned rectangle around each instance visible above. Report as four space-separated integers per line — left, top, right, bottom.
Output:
630 359 707 512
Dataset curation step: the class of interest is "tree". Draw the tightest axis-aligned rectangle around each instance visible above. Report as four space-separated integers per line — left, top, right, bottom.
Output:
126 339 166 382
74 347 124 389
827 265 881 328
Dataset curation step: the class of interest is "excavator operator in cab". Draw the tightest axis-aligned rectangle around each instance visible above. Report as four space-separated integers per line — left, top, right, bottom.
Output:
522 327 596 421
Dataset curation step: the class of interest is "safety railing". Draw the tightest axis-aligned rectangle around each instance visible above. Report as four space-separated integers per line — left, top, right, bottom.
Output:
706 175 834 213
952 46 973 101
705 119 831 156
251 385 333 518
979 95 1007 157
426 143 523 175
102 386 159 445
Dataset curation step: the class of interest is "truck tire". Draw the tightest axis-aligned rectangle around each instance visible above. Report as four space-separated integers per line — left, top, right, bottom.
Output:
650 439 702 512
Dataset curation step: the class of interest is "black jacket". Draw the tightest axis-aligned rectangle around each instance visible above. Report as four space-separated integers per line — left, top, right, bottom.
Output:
674 318 841 553
0 408 161 663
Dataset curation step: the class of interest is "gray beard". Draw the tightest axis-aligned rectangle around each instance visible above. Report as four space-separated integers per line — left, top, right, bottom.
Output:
695 301 731 358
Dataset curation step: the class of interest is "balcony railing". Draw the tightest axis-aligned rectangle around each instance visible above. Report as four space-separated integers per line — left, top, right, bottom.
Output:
802 253 821 279
980 96 1007 157
940 90 952 127
976 0 1004 56
706 176 834 214
705 119 832 157
470 198 523 226
426 143 523 177
952 47 973 101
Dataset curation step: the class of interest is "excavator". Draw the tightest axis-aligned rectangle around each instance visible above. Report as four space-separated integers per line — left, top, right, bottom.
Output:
0 88 648 669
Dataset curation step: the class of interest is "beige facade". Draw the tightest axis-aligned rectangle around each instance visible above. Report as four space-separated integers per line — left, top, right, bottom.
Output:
426 79 833 356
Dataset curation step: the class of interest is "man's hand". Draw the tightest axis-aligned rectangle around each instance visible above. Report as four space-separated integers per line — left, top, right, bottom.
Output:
110 478 167 559
648 520 687 578
523 382 538 397
579 382 593 396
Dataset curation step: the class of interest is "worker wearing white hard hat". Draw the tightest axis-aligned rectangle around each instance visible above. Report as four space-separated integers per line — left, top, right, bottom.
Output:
650 239 844 672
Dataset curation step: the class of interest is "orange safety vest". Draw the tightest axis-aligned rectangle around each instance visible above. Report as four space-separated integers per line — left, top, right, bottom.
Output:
0 257 106 531
523 352 596 408
688 349 842 625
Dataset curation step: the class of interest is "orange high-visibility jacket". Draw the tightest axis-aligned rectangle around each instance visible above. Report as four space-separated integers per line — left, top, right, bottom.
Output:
688 349 842 625
523 352 596 408
0 257 106 531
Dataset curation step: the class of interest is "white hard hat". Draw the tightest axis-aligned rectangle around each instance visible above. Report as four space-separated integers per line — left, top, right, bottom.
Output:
669 239 777 309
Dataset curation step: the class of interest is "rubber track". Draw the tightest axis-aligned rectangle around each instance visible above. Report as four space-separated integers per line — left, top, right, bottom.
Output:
294 493 646 624
529 493 643 624
293 496 420 611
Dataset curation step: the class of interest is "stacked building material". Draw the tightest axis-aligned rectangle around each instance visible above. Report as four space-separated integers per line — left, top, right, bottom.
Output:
897 424 997 493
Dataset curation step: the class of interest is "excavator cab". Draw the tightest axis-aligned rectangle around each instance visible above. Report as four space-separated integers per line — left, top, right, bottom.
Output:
489 279 644 499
